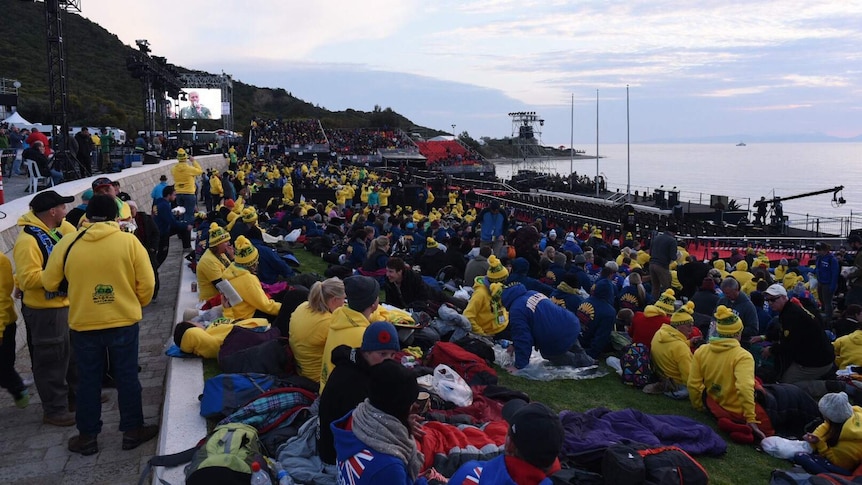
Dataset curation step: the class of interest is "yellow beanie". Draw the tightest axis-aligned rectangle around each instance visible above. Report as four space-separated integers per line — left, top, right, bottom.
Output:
486 255 509 282
714 305 743 336
234 235 259 265
655 289 676 314
176 148 188 162
241 207 258 224
208 222 230 247
426 237 438 248
670 301 695 326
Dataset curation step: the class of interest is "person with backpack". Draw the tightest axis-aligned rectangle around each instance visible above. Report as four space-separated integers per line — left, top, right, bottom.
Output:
318 321 401 465
688 305 772 444
794 392 862 475
449 399 564 484
500 283 595 370
332 359 430 484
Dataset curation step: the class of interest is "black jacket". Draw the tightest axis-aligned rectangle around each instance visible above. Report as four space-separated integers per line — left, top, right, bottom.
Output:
317 345 372 465
384 268 431 310
774 299 835 368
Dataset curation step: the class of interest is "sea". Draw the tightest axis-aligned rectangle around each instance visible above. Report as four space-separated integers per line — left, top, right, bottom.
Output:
493 143 862 229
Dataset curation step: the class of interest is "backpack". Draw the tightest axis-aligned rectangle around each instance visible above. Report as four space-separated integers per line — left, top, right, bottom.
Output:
621 343 654 389
769 467 813 485
602 442 709 485
186 423 272 485
200 373 280 418
425 341 498 386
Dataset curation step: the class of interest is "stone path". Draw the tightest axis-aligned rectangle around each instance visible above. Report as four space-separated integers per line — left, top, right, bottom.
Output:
0 241 182 485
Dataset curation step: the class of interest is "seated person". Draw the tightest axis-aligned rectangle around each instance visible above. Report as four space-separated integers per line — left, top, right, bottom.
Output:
384 257 466 313
173 318 269 358
289 278 345 383
649 301 698 397
332 359 426 484
501 283 595 370
833 324 862 370
318 321 400 465
22 140 63 185
688 306 772 444
549 273 584 314
320 275 379 391
508 257 555 296
463 256 510 336
221 236 282 321
450 399 564 484
246 225 294 285
577 278 617 359
629 289 676 349
197 223 233 302
795 392 862 475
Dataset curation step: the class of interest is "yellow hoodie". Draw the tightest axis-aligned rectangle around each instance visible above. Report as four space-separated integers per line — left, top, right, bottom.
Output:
221 264 281 321
171 158 203 195
320 305 370 392
289 302 334 383
713 260 729 279
209 174 224 197
13 213 77 310
834 330 862 369
651 324 693 386
378 188 391 207
813 406 862 471
688 337 758 423
463 277 508 336
730 261 754 288
42 222 154 331
0 254 18 333
197 249 232 302
180 318 269 359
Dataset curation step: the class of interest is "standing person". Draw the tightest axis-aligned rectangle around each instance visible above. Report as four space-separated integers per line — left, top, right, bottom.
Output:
150 174 168 207
209 168 224 210
847 235 862 308
648 223 677 300
65 189 93 227
98 128 114 173
0 251 29 408
170 148 202 224
74 127 94 176
8 125 26 176
13 190 78 427
815 242 840 323
128 200 162 300
152 185 192 267
475 201 506 257
42 194 157 455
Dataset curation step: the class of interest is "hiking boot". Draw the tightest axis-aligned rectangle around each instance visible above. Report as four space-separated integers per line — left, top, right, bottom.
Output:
43 412 76 427
13 389 29 409
68 434 99 456
122 424 159 450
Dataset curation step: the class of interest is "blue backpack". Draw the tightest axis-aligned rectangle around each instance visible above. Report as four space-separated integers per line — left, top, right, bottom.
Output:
621 343 654 388
200 373 280 418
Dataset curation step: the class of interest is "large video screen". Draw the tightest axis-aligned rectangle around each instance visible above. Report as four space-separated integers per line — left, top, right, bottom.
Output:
169 88 222 120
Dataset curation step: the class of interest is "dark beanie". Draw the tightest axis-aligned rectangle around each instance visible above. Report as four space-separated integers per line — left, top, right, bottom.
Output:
86 194 118 222
344 275 379 312
368 360 419 426
700 277 715 291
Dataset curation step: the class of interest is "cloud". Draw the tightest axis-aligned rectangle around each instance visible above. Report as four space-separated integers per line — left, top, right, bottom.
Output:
735 104 813 111
782 74 850 88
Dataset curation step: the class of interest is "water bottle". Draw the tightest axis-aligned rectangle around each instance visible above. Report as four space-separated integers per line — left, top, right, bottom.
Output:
276 470 294 485
250 461 272 485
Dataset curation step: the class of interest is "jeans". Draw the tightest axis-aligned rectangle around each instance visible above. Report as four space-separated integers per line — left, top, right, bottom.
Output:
12 149 24 175
0 323 26 398
793 453 851 475
50 169 64 185
176 193 197 224
72 324 143 435
819 284 835 322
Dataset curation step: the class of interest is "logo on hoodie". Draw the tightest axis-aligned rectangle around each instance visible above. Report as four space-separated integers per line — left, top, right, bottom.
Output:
93 284 115 304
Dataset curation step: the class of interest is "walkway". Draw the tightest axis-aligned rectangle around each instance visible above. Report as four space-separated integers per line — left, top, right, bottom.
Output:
0 241 183 484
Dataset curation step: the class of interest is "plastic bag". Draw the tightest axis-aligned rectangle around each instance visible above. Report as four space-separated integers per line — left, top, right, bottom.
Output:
494 344 607 381
432 364 473 407
760 436 813 460
284 228 302 243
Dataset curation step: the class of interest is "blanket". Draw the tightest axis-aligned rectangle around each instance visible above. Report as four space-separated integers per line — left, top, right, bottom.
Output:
559 407 727 463
494 344 608 381
416 420 509 477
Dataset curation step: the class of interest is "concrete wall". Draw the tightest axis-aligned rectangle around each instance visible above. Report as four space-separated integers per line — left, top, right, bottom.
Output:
3 154 228 353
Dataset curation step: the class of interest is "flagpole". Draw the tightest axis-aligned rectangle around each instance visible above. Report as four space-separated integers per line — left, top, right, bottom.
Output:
595 89 599 197
570 93 574 176
626 84 631 202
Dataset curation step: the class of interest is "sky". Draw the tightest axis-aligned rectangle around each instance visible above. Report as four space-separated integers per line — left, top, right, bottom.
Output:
79 0 862 146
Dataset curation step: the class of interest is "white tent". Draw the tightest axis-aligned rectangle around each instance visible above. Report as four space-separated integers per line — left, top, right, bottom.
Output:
2 111 32 126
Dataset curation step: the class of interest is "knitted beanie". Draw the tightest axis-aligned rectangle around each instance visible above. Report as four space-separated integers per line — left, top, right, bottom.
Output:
234 235 259 265
655 289 676 314
670 301 695 326
819 392 853 423
486 255 509 282
361 321 400 353
241 207 258 224
426 237 438 249
344 275 380 312
208 222 230 247
714 305 743 336
176 148 188 162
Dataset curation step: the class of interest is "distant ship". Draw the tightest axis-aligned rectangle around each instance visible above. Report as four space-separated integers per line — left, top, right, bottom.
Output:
736 141 747 146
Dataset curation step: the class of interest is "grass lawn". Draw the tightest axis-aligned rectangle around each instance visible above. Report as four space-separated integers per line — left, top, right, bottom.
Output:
209 245 794 483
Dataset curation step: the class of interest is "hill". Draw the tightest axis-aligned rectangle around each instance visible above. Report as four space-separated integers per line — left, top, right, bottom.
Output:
0 0 438 135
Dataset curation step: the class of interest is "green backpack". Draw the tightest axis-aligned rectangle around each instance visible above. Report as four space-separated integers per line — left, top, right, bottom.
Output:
186 423 268 485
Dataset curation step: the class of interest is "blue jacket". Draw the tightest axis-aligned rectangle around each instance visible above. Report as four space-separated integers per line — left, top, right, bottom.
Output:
249 238 294 284
816 252 840 292
502 284 580 369
150 182 168 201
152 198 187 236
561 239 583 255
509 258 555 296
576 279 617 358
348 239 368 268
476 208 506 243
449 455 554 485
332 411 427 485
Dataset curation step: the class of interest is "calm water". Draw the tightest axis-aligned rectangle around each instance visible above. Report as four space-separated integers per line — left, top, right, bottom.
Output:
495 143 862 221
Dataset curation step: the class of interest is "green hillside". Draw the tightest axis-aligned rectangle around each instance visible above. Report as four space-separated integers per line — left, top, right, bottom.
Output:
0 0 433 134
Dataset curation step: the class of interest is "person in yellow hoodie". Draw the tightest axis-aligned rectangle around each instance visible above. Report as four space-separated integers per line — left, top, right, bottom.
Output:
320 275 380 392
173 318 270 359
209 168 224 207
833 327 862 370
650 301 697 398
730 260 754 288
0 251 29 409
688 305 771 444
289 278 346 383
378 186 391 208
796 392 862 474
170 148 203 224
282 178 294 205
221 236 281 321
42 194 157 456
463 256 510 336
13 190 78 427
712 259 729 279
197 223 234 302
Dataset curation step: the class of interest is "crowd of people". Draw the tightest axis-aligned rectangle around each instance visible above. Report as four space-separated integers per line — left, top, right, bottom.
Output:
6 135 862 482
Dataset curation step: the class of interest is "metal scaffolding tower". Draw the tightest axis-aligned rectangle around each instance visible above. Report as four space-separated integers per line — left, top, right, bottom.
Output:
508 111 554 174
